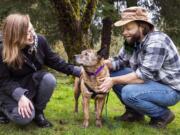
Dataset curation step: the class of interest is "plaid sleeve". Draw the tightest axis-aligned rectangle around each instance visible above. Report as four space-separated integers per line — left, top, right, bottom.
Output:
136 41 167 80
111 47 130 71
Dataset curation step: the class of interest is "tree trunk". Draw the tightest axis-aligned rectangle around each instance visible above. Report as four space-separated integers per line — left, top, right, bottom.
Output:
62 30 90 63
126 0 137 7
50 0 98 63
101 17 112 59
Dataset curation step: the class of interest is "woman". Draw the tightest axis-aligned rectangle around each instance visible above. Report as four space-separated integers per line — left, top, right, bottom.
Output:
0 13 81 128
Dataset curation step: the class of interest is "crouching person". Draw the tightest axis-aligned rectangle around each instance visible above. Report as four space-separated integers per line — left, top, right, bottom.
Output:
0 13 81 128
99 6 180 128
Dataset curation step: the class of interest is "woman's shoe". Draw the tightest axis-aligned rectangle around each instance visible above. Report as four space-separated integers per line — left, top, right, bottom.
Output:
34 113 53 128
0 112 9 124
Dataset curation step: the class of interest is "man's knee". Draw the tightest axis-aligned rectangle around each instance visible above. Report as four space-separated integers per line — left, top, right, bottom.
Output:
110 68 133 77
10 107 35 125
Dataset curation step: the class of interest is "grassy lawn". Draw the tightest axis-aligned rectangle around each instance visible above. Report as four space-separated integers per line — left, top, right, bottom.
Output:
0 75 180 135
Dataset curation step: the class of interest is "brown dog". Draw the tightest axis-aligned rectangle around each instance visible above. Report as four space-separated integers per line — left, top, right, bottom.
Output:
74 48 109 128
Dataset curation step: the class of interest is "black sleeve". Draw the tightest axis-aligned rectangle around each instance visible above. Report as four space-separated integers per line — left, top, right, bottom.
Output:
39 35 81 77
0 51 27 101
0 58 20 95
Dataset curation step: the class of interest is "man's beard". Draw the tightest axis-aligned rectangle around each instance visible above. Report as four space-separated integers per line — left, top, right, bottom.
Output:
125 30 141 45
124 30 141 54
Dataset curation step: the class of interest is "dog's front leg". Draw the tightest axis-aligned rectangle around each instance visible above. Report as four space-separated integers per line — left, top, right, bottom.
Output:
74 77 81 113
95 96 106 128
82 96 90 128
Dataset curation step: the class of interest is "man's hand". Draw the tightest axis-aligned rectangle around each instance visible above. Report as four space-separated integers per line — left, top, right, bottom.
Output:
104 59 113 70
18 95 34 118
98 77 114 93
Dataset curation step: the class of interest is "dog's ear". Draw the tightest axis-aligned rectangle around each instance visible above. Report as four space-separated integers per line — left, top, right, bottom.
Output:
97 47 108 59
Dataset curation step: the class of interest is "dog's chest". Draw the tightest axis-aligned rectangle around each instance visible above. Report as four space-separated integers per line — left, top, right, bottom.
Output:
85 76 98 87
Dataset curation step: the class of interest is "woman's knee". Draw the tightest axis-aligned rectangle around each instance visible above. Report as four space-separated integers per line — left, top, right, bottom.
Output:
41 73 56 89
9 107 35 125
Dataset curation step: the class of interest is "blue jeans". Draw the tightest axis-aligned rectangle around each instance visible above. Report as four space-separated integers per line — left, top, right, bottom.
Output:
111 68 180 118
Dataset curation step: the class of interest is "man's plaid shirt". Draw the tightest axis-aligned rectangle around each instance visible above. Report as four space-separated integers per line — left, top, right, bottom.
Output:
112 31 180 91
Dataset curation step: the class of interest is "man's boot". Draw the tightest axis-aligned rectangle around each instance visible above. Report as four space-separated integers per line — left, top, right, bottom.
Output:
149 110 175 128
114 108 144 122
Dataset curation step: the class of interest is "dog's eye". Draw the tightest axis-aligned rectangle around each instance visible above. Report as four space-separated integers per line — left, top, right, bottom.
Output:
85 52 88 56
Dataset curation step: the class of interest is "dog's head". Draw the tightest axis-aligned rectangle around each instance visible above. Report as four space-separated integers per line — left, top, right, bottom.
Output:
75 48 107 67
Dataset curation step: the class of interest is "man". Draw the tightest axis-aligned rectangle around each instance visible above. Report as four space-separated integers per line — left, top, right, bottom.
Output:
99 6 180 128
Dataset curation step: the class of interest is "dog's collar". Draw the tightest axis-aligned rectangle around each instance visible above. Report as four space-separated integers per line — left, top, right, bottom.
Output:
86 65 105 76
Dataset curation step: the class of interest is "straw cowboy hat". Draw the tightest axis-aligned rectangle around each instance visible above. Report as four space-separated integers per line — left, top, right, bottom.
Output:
114 6 154 27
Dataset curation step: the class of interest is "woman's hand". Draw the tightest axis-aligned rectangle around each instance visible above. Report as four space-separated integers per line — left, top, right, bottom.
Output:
98 77 114 93
18 95 34 118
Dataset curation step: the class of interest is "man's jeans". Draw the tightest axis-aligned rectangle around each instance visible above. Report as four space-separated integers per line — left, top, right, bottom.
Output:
111 68 180 118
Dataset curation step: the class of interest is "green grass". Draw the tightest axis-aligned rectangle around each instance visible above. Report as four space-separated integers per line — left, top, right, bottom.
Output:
0 75 180 135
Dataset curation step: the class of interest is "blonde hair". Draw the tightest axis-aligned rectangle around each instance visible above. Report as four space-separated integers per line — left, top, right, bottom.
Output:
2 13 30 69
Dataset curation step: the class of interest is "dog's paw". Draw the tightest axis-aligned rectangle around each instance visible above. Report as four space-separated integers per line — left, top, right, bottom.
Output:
96 119 102 128
83 120 89 128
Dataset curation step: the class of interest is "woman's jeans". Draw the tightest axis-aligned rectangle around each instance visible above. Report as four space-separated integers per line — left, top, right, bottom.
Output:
111 68 180 118
0 72 56 125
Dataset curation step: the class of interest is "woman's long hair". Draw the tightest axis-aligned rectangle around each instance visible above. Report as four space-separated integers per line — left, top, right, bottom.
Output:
2 13 30 69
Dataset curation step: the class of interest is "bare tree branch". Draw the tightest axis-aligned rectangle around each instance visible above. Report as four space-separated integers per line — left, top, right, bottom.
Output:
70 0 80 17
81 0 99 32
